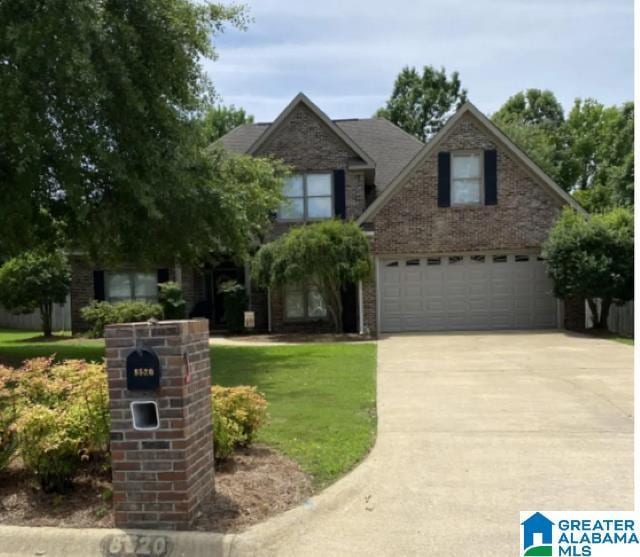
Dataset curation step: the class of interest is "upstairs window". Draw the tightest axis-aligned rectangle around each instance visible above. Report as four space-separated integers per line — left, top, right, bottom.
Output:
278 173 333 221
451 152 482 205
106 272 157 303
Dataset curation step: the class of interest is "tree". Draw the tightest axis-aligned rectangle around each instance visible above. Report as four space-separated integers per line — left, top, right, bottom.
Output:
0 250 70 337
0 0 289 265
201 104 254 144
376 66 467 141
252 220 373 333
565 99 634 209
492 91 634 211
492 89 575 190
542 208 633 329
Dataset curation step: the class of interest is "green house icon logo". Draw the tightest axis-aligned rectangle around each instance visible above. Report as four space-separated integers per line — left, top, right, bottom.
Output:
522 512 554 556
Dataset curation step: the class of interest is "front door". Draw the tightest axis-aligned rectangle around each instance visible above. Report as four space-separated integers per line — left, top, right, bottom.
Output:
211 263 245 328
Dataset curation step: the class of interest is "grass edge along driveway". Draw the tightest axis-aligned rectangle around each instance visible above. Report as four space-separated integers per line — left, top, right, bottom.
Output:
0 329 377 488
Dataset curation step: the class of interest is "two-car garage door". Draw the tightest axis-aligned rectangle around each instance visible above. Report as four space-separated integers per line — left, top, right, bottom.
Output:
379 253 557 332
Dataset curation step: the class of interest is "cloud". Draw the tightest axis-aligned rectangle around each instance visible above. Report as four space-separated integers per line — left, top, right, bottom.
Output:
207 0 633 121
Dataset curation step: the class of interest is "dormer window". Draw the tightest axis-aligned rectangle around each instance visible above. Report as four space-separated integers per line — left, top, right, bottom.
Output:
278 173 333 221
451 152 483 205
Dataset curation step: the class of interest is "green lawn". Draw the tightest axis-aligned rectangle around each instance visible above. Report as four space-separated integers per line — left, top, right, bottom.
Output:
212 344 377 487
0 329 377 488
0 329 105 365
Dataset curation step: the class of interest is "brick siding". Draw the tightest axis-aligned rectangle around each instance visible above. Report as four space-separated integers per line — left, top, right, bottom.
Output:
361 112 566 334
254 103 369 331
105 319 213 530
70 258 201 334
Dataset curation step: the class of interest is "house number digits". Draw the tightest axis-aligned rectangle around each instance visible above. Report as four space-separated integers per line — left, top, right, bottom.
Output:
103 534 169 557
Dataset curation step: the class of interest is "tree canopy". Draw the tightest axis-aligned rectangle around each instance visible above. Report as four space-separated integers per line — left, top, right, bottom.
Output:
0 0 289 265
252 220 373 333
376 66 467 141
0 250 70 336
201 104 254 144
542 207 633 329
492 90 634 212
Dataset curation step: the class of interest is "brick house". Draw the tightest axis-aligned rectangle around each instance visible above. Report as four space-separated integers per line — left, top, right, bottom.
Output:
70 93 585 335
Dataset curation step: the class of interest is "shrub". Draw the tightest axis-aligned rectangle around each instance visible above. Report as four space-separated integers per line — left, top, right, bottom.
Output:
81 300 163 337
217 280 247 333
0 366 18 471
211 385 268 460
17 405 83 492
212 413 244 460
543 207 634 329
7 358 110 491
158 281 186 319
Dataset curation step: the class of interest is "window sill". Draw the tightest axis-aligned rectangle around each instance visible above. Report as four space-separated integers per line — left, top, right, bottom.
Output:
447 204 495 210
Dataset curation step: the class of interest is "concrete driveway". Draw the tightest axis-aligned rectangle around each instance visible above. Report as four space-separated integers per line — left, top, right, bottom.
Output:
234 331 633 556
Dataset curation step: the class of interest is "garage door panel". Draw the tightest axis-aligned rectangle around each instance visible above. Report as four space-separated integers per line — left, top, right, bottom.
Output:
380 253 557 332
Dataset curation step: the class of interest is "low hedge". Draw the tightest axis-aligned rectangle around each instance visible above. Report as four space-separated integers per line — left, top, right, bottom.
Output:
0 358 109 491
0 358 268 491
81 300 163 338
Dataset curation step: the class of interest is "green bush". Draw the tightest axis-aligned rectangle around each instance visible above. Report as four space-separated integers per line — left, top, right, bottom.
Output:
17 405 82 492
212 413 244 460
158 281 187 319
5 358 110 491
81 300 163 337
0 366 18 471
217 280 247 333
211 385 268 460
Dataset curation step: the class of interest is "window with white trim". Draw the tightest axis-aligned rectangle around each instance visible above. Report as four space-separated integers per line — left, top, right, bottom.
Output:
106 272 157 303
284 283 327 320
451 152 482 205
278 173 333 221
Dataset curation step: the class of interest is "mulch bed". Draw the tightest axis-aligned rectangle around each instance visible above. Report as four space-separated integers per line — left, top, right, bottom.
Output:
0 445 312 533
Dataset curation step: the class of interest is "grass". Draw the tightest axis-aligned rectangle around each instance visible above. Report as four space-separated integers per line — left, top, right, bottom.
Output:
212 344 377 487
0 329 105 366
0 329 377 488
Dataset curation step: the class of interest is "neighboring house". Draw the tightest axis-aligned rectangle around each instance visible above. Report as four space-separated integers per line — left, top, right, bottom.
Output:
69 93 585 335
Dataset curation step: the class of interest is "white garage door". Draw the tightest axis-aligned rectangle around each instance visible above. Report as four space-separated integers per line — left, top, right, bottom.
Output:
380 253 557 332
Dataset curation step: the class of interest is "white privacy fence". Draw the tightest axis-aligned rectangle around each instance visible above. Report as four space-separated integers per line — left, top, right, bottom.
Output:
0 297 71 331
585 299 634 337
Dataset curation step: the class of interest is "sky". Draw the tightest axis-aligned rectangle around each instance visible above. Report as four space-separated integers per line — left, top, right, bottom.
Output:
203 0 634 122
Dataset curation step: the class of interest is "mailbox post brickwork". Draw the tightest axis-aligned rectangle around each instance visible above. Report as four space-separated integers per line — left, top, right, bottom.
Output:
105 319 213 530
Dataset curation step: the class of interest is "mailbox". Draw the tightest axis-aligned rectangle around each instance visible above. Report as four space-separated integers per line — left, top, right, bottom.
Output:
126 348 161 391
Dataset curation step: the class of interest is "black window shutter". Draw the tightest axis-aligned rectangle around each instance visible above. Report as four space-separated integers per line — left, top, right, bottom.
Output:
484 150 498 205
437 152 451 207
93 270 105 301
157 268 170 284
333 169 346 219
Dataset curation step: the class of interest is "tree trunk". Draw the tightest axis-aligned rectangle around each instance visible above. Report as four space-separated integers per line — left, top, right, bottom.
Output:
597 298 612 330
325 282 343 334
587 297 611 330
40 301 53 337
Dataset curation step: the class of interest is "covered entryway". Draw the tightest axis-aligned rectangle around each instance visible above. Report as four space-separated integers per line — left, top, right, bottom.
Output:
379 253 557 332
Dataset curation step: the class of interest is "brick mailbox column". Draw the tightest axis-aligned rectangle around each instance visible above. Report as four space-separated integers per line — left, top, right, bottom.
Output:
105 319 213 530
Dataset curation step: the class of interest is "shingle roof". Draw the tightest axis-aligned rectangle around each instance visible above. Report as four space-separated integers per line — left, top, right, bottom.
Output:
335 118 423 190
216 117 423 190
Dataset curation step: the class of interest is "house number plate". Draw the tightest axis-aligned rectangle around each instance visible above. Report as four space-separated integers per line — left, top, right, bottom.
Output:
102 534 171 557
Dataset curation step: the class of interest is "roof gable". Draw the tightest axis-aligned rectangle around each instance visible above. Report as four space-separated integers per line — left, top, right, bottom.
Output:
357 102 585 224
246 93 376 169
